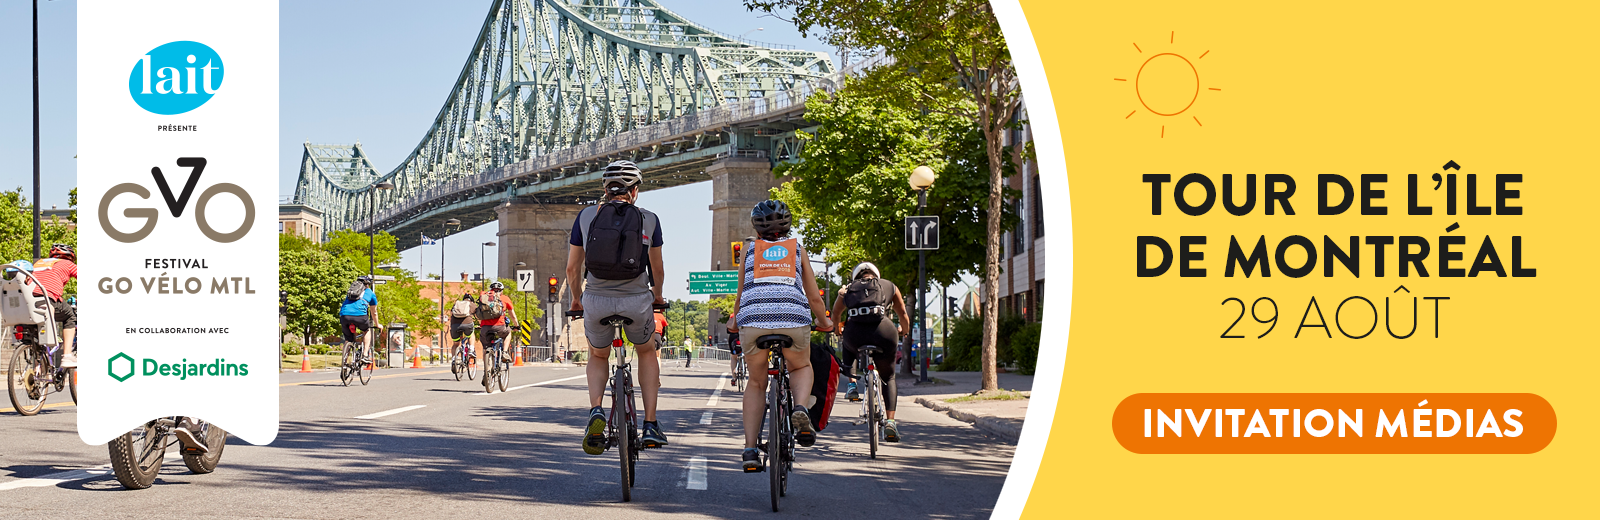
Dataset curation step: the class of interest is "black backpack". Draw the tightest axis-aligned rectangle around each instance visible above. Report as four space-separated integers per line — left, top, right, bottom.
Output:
842 278 892 323
345 280 366 302
583 200 654 280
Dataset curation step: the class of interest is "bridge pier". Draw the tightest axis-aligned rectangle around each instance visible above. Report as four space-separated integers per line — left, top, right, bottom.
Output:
707 156 784 346
497 201 584 345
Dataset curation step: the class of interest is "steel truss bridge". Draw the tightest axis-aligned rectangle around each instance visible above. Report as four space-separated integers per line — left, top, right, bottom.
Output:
290 0 865 250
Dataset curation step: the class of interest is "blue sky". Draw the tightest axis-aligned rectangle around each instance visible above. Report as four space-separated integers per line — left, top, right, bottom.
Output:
0 0 834 302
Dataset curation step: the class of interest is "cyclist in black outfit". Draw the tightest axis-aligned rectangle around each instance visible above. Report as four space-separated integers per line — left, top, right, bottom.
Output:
829 262 911 442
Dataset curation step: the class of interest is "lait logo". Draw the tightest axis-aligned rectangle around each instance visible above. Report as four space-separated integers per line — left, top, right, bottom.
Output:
127 41 225 115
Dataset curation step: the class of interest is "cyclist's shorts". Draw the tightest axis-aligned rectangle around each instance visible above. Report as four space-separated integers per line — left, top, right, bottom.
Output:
738 325 811 369
339 314 370 343
479 324 510 348
580 291 656 349
47 297 76 329
449 317 475 340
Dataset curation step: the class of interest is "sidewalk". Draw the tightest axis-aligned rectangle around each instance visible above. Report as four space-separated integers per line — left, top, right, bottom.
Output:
894 370 1033 444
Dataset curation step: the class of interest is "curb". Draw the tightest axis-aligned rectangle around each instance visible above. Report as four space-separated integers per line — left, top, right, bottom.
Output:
914 396 1023 444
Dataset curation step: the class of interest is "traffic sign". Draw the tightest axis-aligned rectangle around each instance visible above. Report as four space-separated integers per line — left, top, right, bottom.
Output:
905 216 940 250
689 280 738 295
689 271 738 282
515 269 537 292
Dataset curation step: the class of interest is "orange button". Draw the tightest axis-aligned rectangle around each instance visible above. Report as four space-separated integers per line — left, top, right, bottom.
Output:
1112 393 1555 454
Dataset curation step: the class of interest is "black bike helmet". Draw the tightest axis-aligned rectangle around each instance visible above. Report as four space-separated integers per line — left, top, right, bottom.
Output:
750 200 792 240
49 243 75 262
489 281 505 291
357 275 375 285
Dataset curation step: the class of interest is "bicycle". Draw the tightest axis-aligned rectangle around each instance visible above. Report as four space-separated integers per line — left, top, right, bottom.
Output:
481 330 511 393
747 332 804 512
108 416 227 490
730 351 748 393
339 333 375 387
2 265 77 415
451 330 477 382
567 301 669 503
852 344 888 459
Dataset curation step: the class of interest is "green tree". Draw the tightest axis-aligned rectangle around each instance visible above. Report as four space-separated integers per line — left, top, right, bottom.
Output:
279 247 362 343
1 188 78 297
322 229 400 273
772 85 1014 290
748 0 1024 391
371 269 447 350
492 276 545 334
663 299 711 348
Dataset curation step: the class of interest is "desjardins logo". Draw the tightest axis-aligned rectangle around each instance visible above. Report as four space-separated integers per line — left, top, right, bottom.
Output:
108 352 249 382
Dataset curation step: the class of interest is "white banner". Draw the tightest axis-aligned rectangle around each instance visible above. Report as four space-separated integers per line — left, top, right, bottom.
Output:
77 0 279 445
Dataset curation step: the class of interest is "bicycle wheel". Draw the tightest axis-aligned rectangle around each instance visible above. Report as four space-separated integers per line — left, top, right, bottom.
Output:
614 367 633 502
482 356 497 393
451 349 463 381
866 372 880 459
497 352 510 392
7 345 46 416
734 361 747 393
464 344 477 381
357 343 374 386
68 368 77 405
764 372 784 508
339 343 355 386
182 422 227 474
108 421 165 490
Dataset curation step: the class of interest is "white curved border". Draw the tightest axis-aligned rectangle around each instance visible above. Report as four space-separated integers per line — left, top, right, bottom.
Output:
990 1 1071 518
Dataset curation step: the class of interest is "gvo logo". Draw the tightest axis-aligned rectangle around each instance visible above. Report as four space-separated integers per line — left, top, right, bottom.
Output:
128 41 225 115
99 157 255 243
763 245 790 261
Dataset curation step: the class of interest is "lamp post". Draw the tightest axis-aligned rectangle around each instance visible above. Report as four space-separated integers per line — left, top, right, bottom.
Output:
376 263 401 366
31 0 41 261
438 218 461 365
909 165 937 384
740 27 764 40
367 182 394 276
481 241 497 290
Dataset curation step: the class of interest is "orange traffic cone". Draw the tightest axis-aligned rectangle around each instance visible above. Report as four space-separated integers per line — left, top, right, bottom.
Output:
297 348 312 373
514 346 524 367
411 346 423 368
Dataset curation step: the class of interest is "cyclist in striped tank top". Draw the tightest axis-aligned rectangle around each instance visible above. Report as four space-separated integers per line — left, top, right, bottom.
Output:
727 200 834 472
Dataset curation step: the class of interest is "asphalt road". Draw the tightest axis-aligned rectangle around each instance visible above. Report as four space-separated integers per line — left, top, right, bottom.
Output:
0 362 1017 518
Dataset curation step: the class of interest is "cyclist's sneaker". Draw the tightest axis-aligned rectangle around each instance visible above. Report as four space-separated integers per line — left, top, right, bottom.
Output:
173 418 209 454
583 406 608 455
741 447 763 473
641 421 669 448
845 382 860 402
791 410 817 447
884 419 901 443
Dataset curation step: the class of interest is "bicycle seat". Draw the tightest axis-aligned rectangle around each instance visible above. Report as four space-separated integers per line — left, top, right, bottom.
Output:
756 334 792 350
599 315 633 327
857 345 880 355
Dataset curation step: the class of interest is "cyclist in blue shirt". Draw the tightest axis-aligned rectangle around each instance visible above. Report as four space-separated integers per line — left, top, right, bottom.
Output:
338 276 379 345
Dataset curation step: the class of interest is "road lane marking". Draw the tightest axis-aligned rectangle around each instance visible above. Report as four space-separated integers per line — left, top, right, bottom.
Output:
686 456 708 490
706 387 722 407
355 405 426 419
0 454 180 491
280 370 449 387
472 374 585 396
700 411 713 424
0 402 75 415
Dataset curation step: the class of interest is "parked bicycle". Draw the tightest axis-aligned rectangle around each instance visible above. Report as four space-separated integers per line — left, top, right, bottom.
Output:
108 416 226 489
568 301 669 502
2 263 76 415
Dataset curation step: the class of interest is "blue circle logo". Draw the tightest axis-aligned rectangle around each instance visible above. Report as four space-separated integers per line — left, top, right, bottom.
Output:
128 41 225 115
762 245 790 261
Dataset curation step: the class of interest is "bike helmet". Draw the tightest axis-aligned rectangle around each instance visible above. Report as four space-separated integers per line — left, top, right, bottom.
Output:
489 281 505 291
852 262 881 280
49 243 75 262
750 200 792 240
601 160 644 196
357 275 374 285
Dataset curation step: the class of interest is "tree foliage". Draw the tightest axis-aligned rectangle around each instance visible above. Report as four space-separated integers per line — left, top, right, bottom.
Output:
662 299 712 347
279 247 362 342
1 188 79 298
773 84 1016 288
322 229 401 272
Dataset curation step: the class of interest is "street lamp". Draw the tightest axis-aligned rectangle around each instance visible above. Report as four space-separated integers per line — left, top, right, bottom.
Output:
910 165 937 384
31 0 41 261
481 241 497 290
436 218 461 365
740 27 764 40
367 181 394 276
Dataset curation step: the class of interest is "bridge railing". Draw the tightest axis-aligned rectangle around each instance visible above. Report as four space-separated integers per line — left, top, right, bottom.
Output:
372 67 864 228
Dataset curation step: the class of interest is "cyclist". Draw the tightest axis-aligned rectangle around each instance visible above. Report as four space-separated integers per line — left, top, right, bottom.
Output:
830 262 910 442
30 244 78 368
476 281 518 363
567 160 670 454
448 292 478 361
727 331 743 386
728 200 834 472
338 275 378 353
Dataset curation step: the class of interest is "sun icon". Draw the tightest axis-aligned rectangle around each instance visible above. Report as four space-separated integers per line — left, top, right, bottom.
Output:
1115 32 1220 138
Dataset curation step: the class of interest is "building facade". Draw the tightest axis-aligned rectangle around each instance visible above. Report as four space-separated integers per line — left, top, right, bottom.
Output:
278 204 324 242
997 102 1046 323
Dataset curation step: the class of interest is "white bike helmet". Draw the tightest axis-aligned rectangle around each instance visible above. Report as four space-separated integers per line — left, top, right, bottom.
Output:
601 160 643 196
852 262 880 280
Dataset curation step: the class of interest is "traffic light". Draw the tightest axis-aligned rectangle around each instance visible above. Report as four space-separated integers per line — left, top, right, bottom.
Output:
279 290 288 316
545 276 559 303
819 289 830 319
731 241 743 267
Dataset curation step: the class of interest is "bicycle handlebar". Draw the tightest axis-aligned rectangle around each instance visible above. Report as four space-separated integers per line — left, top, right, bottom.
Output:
565 301 670 319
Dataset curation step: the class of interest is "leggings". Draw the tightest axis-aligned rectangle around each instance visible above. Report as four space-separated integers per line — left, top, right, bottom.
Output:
842 321 898 413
